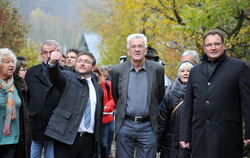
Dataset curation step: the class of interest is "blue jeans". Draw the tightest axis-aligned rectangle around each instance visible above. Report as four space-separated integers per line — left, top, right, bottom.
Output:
116 119 157 158
30 140 54 158
101 120 115 158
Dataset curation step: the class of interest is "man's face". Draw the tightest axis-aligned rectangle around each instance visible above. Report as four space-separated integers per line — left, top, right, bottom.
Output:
75 55 94 75
127 38 147 62
65 52 77 68
41 44 58 63
204 34 225 60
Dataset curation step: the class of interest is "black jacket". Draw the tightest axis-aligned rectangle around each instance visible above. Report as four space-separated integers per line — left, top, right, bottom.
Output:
14 74 31 158
179 53 250 158
158 78 191 158
25 64 61 141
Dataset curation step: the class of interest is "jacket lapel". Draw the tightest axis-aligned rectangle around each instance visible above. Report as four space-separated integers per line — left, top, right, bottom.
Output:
145 61 153 107
121 61 131 104
34 65 52 87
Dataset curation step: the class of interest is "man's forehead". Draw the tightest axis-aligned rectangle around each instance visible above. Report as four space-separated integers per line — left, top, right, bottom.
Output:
77 55 91 60
42 44 57 50
204 34 222 42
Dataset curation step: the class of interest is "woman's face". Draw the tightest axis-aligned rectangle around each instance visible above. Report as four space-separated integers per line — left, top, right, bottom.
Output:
18 66 27 79
178 64 191 84
0 57 15 80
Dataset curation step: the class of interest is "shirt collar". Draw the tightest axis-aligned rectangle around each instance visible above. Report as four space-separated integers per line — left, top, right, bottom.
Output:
129 61 146 72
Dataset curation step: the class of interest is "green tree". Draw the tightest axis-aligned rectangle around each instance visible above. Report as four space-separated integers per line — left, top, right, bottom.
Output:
80 0 250 79
0 0 28 53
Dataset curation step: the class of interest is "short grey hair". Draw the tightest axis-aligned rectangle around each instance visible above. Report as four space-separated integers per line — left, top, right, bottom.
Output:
40 40 60 51
181 50 200 64
0 48 17 70
127 33 147 49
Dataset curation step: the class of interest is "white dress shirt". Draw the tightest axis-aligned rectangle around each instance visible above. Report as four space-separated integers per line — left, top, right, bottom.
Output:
78 77 97 133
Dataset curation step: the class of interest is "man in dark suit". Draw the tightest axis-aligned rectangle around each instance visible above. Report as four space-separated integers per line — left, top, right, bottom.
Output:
45 51 103 158
25 40 61 158
179 30 250 158
111 33 165 158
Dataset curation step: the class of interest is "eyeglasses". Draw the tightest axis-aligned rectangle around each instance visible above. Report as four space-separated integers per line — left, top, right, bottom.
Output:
19 69 27 71
66 56 77 59
76 60 92 64
204 42 223 48
129 45 145 50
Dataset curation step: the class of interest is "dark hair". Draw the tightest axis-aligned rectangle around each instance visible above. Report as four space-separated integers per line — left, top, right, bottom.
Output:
66 48 79 55
15 60 27 74
203 30 224 44
77 51 96 66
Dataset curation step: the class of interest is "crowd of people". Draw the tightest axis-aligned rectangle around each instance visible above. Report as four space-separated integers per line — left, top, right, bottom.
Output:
0 30 249 158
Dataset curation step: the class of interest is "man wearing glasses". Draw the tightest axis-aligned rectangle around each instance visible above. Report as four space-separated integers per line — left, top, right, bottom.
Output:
179 30 250 158
45 51 103 158
25 40 62 158
111 33 165 158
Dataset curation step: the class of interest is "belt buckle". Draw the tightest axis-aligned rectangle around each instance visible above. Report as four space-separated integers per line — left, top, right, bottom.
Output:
134 116 142 123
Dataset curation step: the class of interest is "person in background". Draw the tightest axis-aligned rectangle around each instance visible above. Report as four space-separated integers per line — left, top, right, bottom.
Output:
165 50 199 96
15 56 28 79
0 48 29 158
181 50 200 65
93 66 115 158
100 66 112 81
64 49 79 70
59 54 66 67
25 40 62 158
157 61 194 158
14 56 31 158
145 46 171 89
179 30 250 158
111 33 165 158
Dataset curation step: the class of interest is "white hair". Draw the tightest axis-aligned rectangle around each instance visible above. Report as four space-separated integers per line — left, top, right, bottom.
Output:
181 50 200 64
0 48 17 70
177 61 194 77
127 33 147 49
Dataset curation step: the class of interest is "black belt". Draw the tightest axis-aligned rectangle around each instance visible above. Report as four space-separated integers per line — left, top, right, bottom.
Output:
77 132 93 137
125 114 150 123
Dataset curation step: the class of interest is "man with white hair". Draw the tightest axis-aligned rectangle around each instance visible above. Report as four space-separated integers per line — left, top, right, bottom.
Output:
111 33 165 158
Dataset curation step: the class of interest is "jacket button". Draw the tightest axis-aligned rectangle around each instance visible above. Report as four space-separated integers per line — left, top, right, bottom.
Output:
206 120 210 125
208 82 211 86
206 101 210 105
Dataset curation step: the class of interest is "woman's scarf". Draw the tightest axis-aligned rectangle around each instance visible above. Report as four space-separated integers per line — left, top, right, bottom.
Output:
0 77 16 135
166 78 187 99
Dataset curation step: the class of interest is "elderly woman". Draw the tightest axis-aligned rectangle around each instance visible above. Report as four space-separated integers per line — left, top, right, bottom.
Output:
0 48 29 158
157 61 194 158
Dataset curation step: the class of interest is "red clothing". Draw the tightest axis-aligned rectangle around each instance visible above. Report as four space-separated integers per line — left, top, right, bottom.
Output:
100 80 115 124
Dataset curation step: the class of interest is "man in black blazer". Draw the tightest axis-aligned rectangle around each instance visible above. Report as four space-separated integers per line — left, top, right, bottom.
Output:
45 51 103 158
25 40 61 158
111 33 165 158
179 30 250 158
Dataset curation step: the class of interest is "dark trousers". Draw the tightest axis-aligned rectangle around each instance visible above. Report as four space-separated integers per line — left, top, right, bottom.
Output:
54 133 94 158
0 144 16 158
101 120 115 158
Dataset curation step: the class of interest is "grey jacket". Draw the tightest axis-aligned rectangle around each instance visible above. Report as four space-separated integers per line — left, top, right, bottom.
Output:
111 60 165 136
